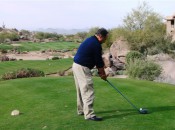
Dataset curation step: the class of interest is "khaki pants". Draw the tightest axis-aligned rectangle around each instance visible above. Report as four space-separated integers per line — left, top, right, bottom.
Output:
72 62 95 119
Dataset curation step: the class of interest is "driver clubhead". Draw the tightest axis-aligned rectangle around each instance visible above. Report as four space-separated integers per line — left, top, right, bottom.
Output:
139 108 148 114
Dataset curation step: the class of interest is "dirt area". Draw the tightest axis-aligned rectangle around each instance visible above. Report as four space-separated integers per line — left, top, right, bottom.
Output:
148 54 175 85
155 60 175 85
11 44 22 47
158 60 175 80
6 51 73 60
7 52 50 60
7 52 49 60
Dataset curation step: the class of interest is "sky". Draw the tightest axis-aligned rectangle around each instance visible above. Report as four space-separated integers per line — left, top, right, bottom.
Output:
0 0 175 30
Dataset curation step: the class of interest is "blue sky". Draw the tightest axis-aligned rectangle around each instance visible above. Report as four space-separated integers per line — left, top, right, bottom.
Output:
0 0 174 30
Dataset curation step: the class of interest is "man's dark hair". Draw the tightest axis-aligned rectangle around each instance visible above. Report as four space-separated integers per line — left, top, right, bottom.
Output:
95 28 108 37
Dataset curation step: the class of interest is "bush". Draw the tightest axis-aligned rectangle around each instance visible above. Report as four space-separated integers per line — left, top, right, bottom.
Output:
52 56 60 60
0 49 8 54
0 32 19 42
2 72 16 80
126 59 162 81
126 51 144 64
169 52 175 59
147 47 160 55
2 68 45 80
0 56 9 61
169 41 175 50
116 70 126 75
34 32 60 40
9 32 20 41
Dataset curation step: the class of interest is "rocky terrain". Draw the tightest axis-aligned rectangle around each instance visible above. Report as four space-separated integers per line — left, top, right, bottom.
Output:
103 38 175 85
148 53 175 85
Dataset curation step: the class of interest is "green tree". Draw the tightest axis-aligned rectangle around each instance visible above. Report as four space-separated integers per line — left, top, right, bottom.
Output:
122 1 167 55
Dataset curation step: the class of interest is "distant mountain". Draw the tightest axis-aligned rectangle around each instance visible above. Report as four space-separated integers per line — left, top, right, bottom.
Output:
35 28 89 34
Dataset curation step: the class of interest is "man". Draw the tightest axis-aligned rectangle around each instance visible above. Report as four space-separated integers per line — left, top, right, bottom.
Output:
72 28 108 121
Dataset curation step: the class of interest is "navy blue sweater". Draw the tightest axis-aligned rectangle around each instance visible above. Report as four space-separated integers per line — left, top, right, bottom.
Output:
74 36 104 69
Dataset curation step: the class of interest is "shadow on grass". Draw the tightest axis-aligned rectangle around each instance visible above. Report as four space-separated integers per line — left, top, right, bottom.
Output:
96 108 138 120
147 105 175 113
97 105 175 120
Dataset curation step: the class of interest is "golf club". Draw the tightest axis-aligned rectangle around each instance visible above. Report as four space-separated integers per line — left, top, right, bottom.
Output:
106 79 148 114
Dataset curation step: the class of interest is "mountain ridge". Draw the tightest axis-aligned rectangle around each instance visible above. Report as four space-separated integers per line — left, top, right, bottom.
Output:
35 28 89 34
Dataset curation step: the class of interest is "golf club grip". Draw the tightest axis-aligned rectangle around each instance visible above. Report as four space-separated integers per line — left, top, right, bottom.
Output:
106 79 139 111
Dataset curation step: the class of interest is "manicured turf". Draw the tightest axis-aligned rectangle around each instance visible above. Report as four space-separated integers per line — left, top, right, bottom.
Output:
0 41 79 52
0 77 175 130
0 58 73 78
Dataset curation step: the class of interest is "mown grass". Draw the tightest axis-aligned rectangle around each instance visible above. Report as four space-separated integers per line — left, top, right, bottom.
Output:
0 42 79 52
0 58 73 78
0 77 175 130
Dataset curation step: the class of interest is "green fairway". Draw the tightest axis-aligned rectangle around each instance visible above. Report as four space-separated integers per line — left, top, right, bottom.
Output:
0 42 79 52
0 77 175 130
0 58 73 78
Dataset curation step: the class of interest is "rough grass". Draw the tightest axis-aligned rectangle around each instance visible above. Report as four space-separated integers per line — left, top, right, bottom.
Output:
0 77 175 130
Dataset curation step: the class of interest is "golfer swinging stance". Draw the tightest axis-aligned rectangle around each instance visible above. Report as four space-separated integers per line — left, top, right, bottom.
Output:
72 28 108 121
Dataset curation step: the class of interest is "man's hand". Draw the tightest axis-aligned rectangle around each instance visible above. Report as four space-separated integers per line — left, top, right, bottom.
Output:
98 67 107 80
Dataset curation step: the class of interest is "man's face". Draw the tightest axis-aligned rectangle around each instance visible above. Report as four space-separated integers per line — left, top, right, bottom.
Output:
99 34 108 43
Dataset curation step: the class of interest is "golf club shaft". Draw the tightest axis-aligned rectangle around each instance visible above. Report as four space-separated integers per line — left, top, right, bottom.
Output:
106 79 139 111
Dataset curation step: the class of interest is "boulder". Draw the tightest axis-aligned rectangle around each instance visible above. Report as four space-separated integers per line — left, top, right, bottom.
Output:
110 37 130 63
102 52 113 68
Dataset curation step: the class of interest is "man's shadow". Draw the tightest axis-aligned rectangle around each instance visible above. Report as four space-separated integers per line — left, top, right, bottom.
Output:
96 105 175 120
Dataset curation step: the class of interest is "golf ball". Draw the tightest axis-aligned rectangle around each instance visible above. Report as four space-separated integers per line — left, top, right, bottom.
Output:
11 110 20 116
140 108 142 110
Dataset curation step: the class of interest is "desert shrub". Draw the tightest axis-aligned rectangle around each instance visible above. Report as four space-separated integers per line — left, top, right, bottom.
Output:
0 56 17 61
52 56 60 60
34 32 59 40
126 51 144 64
58 71 64 76
116 70 126 75
0 32 19 42
9 58 17 61
146 36 174 55
20 30 30 35
0 56 10 61
147 47 160 55
9 32 20 41
169 41 175 50
126 59 162 81
2 68 45 80
2 72 16 80
0 49 7 54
